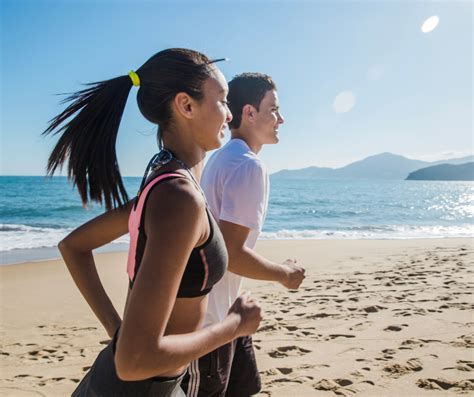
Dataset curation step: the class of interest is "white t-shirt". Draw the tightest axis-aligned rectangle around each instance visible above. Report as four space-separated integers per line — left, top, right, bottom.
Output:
201 138 269 327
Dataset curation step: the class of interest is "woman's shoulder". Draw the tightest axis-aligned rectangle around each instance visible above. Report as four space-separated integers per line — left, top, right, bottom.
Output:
145 174 206 219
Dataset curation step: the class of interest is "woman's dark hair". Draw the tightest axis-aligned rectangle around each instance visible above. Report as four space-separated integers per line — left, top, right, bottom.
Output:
43 48 218 209
227 72 276 130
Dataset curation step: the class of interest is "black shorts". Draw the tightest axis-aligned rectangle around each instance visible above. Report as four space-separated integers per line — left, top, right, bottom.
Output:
182 336 261 397
72 333 186 397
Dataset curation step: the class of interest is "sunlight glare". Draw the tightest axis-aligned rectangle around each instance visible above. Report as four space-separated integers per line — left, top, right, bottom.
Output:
421 16 439 33
333 91 356 113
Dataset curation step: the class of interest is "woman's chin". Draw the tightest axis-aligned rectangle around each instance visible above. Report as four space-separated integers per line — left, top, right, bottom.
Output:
207 137 223 152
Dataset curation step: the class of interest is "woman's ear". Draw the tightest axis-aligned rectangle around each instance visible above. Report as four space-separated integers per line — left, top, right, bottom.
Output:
173 92 195 119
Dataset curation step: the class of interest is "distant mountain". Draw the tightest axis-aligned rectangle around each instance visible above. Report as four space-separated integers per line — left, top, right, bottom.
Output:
272 153 474 180
430 155 474 166
271 166 335 179
406 162 474 181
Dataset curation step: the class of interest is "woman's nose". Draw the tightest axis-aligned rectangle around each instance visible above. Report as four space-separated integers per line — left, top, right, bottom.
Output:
226 109 233 123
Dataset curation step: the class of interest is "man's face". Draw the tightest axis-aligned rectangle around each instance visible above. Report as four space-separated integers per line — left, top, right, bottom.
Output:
253 90 284 145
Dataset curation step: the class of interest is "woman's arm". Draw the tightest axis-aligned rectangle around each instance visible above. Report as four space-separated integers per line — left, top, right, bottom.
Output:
58 201 134 337
114 179 262 380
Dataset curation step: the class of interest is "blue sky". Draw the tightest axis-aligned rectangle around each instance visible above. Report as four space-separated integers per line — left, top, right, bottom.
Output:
1 0 472 175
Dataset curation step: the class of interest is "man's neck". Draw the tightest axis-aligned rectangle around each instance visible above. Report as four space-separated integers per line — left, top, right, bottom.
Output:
230 130 262 154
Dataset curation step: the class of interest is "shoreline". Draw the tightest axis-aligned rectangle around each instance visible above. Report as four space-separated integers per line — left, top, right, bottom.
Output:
1 236 473 266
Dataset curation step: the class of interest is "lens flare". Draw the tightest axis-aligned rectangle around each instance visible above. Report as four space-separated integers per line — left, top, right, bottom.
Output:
333 91 356 113
421 16 439 33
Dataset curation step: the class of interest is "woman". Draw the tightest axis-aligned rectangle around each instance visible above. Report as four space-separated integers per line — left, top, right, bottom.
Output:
44 48 262 396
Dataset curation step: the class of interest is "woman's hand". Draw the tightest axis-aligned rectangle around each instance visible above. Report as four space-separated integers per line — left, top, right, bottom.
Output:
227 292 263 337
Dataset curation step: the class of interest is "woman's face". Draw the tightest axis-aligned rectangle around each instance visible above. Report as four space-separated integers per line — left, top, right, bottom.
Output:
193 68 232 151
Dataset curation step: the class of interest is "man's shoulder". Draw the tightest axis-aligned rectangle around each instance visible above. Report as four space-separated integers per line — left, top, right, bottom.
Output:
229 141 265 166
239 154 265 173
210 141 261 169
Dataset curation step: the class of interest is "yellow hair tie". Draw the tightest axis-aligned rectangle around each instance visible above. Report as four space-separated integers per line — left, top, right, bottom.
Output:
128 70 140 87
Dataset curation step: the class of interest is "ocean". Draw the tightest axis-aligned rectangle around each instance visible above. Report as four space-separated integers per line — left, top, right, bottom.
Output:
1 176 472 264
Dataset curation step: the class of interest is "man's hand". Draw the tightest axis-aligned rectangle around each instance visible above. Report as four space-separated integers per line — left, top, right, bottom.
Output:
280 259 305 290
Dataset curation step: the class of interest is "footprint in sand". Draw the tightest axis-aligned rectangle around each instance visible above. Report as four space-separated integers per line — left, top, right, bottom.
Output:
269 377 304 385
381 348 397 357
417 378 474 392
326 334 356 340
257 323 282 333
363 305 387 313
383 358 423 377
261 364 321 378
306 313 339 320
276 367 293 375
313 378 361 396
450 334 474 348
384 324 408 332
398 338 443 350
268 345 312 358
349 321 373 331
443 360 474 372
337 347 364 356
37 377 80 386
14 374 43 379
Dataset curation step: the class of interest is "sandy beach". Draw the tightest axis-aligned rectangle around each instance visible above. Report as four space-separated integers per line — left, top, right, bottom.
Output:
1 238 473 396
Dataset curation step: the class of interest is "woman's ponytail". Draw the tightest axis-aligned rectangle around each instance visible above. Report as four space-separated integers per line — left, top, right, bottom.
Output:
44 48 222 210
43 75 134 209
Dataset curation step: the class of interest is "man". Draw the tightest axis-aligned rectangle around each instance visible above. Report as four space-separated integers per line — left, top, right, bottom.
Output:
183 73 305 397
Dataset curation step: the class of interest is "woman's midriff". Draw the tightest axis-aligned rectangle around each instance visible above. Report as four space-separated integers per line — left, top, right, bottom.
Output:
122 247 211 378
155 294 209 378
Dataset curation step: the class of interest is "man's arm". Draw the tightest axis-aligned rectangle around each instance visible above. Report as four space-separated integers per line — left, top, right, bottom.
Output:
219 219 305 289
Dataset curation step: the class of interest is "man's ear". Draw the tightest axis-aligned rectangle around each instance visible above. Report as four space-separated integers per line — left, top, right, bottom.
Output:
173 92 195 119
242 104 257 123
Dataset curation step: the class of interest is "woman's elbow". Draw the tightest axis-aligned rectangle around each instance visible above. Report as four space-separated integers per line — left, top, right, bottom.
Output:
58 235 73 258
58 233 84 257
115 354 140 381
114 342 168 381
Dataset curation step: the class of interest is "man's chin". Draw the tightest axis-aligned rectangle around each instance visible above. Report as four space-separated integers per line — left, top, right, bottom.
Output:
261 135 279 147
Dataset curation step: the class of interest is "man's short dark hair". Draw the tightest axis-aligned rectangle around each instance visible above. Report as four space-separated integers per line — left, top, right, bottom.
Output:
227 73 277 129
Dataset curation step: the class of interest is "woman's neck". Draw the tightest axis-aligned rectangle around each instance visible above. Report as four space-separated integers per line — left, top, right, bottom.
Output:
162 140 205 182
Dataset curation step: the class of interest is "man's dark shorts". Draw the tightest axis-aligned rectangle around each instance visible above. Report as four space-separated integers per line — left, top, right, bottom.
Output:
182 336 261 397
